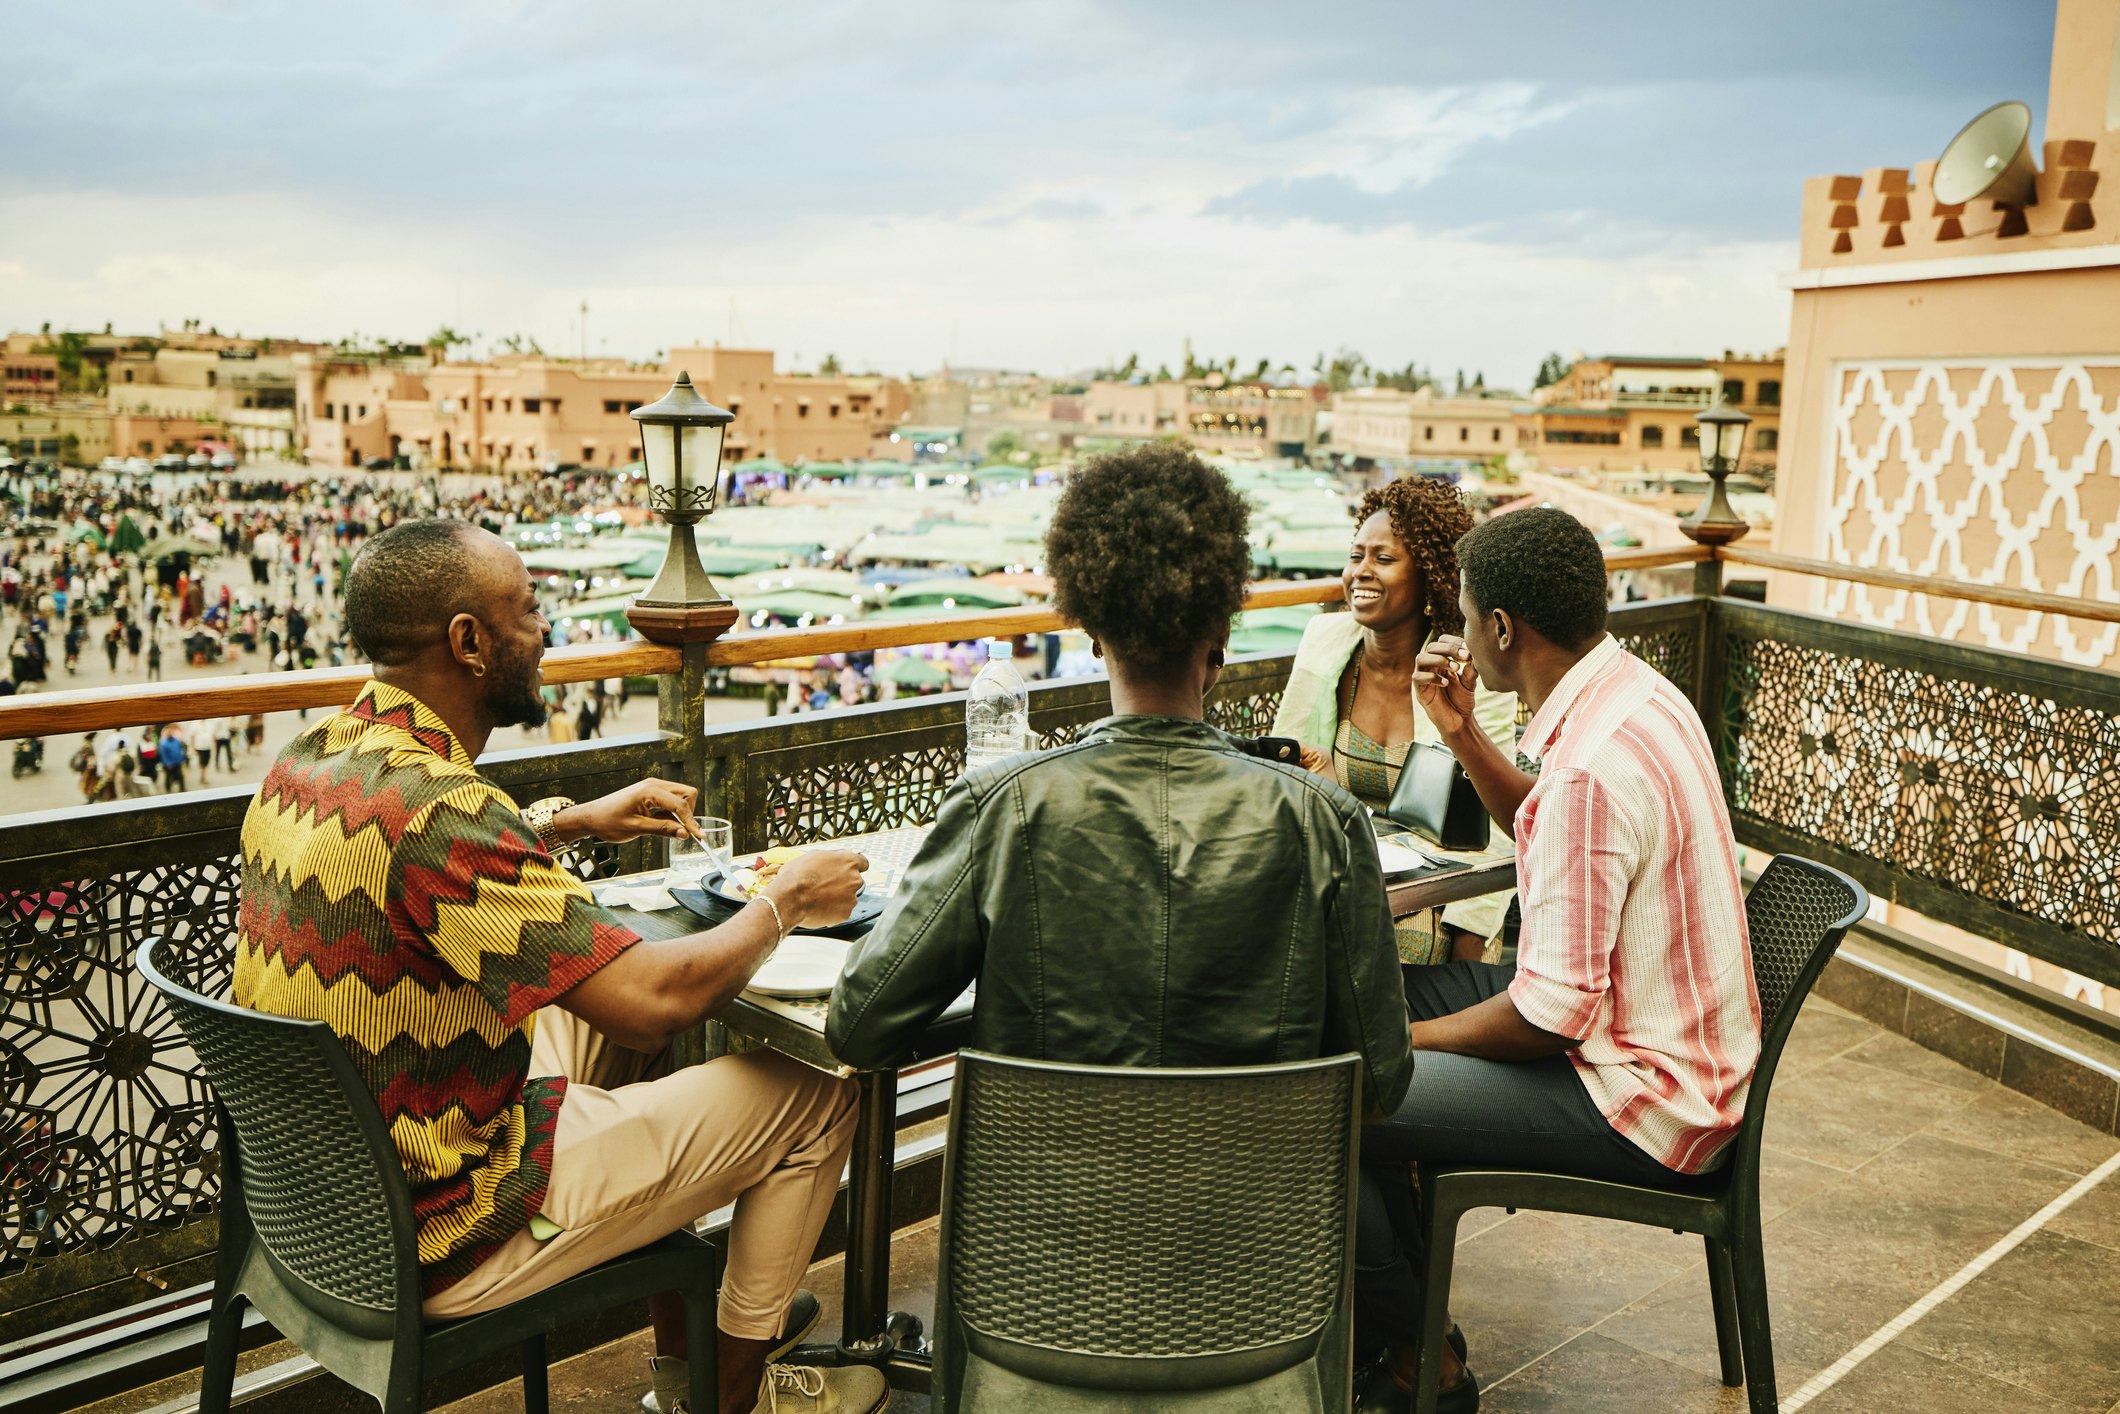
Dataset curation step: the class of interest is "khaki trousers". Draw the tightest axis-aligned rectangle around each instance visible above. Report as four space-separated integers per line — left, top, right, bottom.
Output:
422 1007 859 1339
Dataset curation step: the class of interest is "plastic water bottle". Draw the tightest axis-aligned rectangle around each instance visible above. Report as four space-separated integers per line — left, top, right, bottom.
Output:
964 638 1030 775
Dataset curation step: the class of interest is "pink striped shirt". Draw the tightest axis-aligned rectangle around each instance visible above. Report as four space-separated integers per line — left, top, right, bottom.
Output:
1507 636 1759 1174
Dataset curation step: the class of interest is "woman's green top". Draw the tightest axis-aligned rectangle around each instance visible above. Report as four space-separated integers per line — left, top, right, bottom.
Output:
1271 611 1520 963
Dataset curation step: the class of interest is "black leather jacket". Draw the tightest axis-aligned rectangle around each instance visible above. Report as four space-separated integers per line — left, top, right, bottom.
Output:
826 715 1414 1115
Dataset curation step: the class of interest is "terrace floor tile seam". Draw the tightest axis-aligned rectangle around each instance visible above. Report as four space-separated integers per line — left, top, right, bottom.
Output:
1484 1210 1805 1394
1897 1112 2104 1183
1479 1324 1721 1399
1777 1153 2120 1413
1928 1344 2106 1414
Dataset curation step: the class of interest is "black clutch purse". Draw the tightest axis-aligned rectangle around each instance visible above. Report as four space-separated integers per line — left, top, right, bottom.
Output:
1385 740 1490 852
1233 735 1302 765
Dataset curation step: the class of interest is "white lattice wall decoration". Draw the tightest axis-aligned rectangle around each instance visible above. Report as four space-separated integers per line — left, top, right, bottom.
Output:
1819 360 2120 666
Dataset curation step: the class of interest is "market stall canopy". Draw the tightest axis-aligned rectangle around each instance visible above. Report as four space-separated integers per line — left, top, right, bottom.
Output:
549 593 638 632
729 457 788 475
886 577 1027 611
976 571 1053 598
731 568 874 600
142 536 221 562
67 521 107 547
880 654 952 688
620 546 792 579
739 588 868 622
1252 546 1348 575
796 461 854 480
111 515 146 555
1228 603 1321 656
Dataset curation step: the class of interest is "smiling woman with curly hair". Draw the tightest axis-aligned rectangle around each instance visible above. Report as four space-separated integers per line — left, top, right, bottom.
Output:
1271 475 1521 966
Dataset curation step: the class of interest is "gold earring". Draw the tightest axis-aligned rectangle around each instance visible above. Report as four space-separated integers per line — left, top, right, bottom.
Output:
472 663 486 678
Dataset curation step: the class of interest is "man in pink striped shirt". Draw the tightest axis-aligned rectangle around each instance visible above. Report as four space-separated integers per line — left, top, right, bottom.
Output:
1353 507 1758 1414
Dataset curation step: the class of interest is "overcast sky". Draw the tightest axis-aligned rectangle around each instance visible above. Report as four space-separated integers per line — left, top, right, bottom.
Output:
0 0 2054 388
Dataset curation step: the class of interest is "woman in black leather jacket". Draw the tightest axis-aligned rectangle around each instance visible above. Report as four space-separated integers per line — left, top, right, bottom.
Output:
828 442 1413 1117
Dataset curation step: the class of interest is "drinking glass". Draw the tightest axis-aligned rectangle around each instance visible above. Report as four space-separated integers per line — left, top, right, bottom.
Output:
667 816 734 890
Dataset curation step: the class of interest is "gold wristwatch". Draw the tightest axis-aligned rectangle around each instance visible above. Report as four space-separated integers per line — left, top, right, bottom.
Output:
521 796 577 855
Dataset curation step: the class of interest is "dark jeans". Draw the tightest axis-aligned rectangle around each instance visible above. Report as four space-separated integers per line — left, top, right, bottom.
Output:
1353 962 1678 1360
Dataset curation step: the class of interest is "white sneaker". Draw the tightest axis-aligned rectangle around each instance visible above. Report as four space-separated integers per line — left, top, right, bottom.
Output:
757 1362 890 1413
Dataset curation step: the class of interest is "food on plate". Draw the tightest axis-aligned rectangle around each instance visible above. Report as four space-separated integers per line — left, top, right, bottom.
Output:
725 845 812 899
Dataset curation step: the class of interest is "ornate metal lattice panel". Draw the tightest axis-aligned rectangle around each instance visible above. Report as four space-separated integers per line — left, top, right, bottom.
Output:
752 740 966 848
1721 623 2120 976
1 861 237 1285
739 665 1292 849
1206 685 1285 738
1617 624 1696 696
0 737 671 1332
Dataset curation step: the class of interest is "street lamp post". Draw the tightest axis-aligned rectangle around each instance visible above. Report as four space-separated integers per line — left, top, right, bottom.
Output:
1677 399 1752 595
625 371 740 644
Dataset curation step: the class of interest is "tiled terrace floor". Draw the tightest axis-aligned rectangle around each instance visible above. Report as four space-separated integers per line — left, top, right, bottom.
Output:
431 995 2120 1414
85 996 2116 1414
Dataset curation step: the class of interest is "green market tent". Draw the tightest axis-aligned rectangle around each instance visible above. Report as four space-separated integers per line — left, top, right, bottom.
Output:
1253 547 1348 575
732 568 871 599
738 589 867 622
619 547 790 579
143 535 221 562
550 594 637 633
886 577 1026 611
1228 603 1320 656
111 514 146 555
796 461 854 479
729 457 787 476
881 654 952 688
67 521 107 548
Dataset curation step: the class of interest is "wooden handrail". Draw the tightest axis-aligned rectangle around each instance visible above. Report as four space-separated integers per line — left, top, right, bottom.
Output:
1714 546 2120 626
1606 544 1713 571
0 579 1343 739
0 640 681 742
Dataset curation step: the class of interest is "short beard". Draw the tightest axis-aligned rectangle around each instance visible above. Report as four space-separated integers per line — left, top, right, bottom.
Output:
487 637 548 728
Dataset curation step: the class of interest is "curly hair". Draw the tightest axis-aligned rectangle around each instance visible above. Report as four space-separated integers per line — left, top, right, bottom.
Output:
1045 443 1252 673
1350 476 1474 637
1457 505 1608 649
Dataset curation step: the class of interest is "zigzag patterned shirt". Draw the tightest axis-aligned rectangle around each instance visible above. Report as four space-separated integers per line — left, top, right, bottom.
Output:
235 681 639 1295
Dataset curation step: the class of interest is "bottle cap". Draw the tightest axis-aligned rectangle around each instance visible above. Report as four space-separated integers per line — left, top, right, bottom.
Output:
987 639 1010 659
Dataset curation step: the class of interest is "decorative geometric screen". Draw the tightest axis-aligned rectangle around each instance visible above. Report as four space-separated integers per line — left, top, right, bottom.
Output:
1820 359 2120 665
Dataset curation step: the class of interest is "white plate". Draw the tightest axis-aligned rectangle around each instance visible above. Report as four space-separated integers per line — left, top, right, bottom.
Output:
1376 840 1433 875
747 935 854 997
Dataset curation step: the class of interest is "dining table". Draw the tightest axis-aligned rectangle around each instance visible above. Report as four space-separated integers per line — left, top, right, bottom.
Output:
595 818 1516 1389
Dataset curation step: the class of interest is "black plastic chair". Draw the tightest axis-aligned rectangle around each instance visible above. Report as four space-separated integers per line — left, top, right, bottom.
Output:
137 939 720 1414
932 1049 1363 1412
1408 855 1869 1414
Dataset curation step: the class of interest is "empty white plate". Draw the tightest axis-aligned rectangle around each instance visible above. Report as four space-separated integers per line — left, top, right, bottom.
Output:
748 935 854 997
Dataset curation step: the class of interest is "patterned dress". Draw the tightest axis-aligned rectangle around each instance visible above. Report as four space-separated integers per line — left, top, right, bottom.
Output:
1330 654 1450 966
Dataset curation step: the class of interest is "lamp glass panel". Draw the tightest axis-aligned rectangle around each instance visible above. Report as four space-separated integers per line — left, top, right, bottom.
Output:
1722 419 1747 466
677 423 725 500
641 421 677 497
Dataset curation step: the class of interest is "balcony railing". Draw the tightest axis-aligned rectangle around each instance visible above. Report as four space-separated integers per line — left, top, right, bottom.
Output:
2 549 2117 1350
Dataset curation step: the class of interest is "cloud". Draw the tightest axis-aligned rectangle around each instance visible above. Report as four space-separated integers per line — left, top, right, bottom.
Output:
0 0 2058 382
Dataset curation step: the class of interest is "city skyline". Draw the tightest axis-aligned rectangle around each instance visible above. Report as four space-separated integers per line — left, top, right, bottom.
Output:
1 1 2053 385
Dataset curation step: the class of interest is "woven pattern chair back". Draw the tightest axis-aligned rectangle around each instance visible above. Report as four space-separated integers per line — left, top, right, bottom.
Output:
1745 856 1867 1041
1733 856 1870 1177
139 939 408 1314
946 1050 1357 1358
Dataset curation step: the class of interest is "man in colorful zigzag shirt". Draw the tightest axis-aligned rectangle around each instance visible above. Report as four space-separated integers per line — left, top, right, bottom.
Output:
236 519 887 1414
